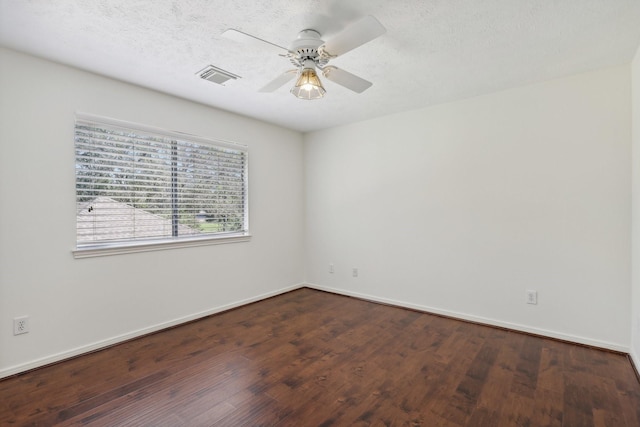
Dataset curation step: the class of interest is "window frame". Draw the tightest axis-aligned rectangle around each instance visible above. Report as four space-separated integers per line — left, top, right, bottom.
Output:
72 113 250 259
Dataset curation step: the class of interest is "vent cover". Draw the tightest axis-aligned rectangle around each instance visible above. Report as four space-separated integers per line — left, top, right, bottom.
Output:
197 65 241 85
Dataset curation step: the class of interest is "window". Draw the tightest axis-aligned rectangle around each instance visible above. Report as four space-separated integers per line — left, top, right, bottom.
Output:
74 113 249 257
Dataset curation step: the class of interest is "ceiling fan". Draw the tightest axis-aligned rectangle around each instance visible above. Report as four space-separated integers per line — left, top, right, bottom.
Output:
221 15 386 100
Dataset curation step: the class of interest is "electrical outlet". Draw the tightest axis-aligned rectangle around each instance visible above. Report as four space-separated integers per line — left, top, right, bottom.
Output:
14 316 29 335
329 263 334 273
352 268 358 277
526 290 537 305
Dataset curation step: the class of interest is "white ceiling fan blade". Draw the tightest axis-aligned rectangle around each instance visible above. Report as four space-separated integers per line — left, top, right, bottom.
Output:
221 29 288 55
259 70 298 92
320 15 386 57
322 66 372 93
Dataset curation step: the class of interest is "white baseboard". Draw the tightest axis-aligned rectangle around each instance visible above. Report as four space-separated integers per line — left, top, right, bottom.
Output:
304 283 630 353
0 283 305 379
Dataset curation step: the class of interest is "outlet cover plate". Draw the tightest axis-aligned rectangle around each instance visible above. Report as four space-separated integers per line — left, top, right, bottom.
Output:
526 290 538 305
14 316 29 335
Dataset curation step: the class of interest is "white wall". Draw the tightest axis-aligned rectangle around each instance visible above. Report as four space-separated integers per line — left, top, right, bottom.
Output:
0 48 305 377
305 66 632 351
632 45 640 367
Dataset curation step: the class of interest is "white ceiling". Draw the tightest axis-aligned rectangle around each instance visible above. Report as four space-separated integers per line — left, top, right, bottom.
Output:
1 0 640 133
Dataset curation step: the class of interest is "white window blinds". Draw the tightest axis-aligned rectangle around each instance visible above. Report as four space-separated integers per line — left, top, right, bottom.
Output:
75 114 248 250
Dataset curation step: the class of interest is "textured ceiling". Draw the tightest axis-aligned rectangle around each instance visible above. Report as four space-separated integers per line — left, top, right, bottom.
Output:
1 0 640 132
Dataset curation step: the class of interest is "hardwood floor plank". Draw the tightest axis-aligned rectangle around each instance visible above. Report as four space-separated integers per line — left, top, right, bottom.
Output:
473 331 522 421
531 388 564 427
510 336 542 399
1 288 639 426
466 406 501 427
497 392 535 427
537 342 564 393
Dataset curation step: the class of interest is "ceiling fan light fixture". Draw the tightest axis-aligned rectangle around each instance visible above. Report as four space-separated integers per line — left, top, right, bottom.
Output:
290 63 326 100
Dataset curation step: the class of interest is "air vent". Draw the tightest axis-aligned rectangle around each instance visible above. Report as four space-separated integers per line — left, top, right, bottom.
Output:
197 65 241 85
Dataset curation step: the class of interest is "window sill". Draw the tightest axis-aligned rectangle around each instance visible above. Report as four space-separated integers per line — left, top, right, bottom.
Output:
73 234 251 259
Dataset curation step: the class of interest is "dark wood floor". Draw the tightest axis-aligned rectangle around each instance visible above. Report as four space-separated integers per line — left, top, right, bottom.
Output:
1 288 639 426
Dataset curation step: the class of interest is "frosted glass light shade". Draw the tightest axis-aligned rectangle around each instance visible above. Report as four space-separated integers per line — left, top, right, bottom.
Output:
290 68 326 100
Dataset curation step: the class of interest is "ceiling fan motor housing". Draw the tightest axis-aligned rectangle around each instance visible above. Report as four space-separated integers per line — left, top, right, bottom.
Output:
289 29 328 68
